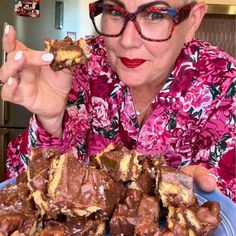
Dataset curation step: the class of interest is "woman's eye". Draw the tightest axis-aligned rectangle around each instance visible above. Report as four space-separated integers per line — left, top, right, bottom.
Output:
148 12 164 20
108 8 123 17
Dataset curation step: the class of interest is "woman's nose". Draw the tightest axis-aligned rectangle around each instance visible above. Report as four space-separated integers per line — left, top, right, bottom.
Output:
119 21 143 48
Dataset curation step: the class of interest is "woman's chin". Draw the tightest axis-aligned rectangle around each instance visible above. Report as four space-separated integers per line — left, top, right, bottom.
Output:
118 71 147 87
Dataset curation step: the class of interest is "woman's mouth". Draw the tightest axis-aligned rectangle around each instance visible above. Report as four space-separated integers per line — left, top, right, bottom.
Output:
120 57 146 69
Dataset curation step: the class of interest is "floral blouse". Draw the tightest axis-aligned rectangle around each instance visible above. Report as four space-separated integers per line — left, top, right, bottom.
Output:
6 37 236 203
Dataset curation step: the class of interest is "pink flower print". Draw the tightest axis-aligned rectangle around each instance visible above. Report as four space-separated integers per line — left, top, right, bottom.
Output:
91 97 110 128
218 149 236 181
67 105 90 141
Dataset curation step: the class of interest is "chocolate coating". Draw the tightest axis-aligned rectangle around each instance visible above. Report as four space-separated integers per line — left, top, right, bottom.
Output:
43 216 105 236
0 183 38 235
159 166 196 207
47 153 125 218
167 202 221 236
135 218 161 236
109 189 160 236
93 146 141 182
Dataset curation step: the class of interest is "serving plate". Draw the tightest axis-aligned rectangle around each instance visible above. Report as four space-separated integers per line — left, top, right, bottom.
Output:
0 177 16 188
0 179 235 235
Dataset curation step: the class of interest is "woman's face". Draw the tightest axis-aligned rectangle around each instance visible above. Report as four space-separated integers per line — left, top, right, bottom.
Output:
103 0 192 89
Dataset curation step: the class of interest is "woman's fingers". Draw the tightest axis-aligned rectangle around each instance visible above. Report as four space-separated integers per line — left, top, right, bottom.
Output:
0 50 54 103
0 51 25 85
2 24 28 52
181 165 217 192
0 50 53 81
7 50 54 67
2 24 17 52
1 77 21 102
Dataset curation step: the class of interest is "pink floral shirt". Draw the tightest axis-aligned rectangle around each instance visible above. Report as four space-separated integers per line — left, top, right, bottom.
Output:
6 37 236 202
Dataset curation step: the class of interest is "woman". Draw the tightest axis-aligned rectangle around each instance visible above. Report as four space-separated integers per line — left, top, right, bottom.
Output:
0 0 235 202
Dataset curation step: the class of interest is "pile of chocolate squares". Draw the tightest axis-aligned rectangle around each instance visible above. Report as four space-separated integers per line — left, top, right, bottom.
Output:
0 144 221 235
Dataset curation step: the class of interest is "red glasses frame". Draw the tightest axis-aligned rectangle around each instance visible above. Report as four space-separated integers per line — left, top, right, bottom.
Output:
89 1 196 42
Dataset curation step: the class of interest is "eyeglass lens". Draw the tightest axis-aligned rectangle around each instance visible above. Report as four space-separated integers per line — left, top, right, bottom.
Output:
92 4 175 41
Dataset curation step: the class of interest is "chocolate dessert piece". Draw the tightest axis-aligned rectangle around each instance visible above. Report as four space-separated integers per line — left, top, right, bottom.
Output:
138 194 160 221
93 145 161 196
27 148 61 181
135 218 161 236
134 195 161 236
35 225 66 236
109 189 142 236
44 36 90 71
93 145 142 182
26 149 125 219
0 183 32 212
159 166 196 207
0 212 26 235
0 146 221 235
167 202 221 236
126 156 162 195
0 181 39 235
109 189 160 236
47 153 125 218
27 148 62 217
15 172 28 184
27 148 61 191
161 224 189 236
42 216 106 236
0 211 39 236
127 169 155 195
64 217 106 236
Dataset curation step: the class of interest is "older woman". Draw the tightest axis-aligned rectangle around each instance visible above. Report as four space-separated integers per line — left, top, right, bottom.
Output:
0 0 235 202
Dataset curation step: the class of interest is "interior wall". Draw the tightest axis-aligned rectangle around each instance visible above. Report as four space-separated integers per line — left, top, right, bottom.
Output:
196 14 236 58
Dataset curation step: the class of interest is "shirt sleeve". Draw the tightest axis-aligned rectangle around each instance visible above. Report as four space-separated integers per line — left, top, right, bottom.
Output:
193 76 236 203
6 101 90 179
6 129 29 179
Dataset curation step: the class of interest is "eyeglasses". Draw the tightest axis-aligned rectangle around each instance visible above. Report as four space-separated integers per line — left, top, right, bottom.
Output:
89 1 196 42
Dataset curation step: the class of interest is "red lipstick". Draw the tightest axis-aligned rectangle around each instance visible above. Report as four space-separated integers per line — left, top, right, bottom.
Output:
120 57 145 68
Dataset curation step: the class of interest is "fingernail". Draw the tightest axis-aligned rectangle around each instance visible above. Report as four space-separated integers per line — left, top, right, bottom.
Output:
4 23 9 35
41 53 54 62
7 77 13 86
14 51 23 61
208 173 218 182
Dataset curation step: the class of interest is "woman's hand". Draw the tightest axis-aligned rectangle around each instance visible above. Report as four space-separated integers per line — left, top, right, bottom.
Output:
0 25 72 137
181 165 218 192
